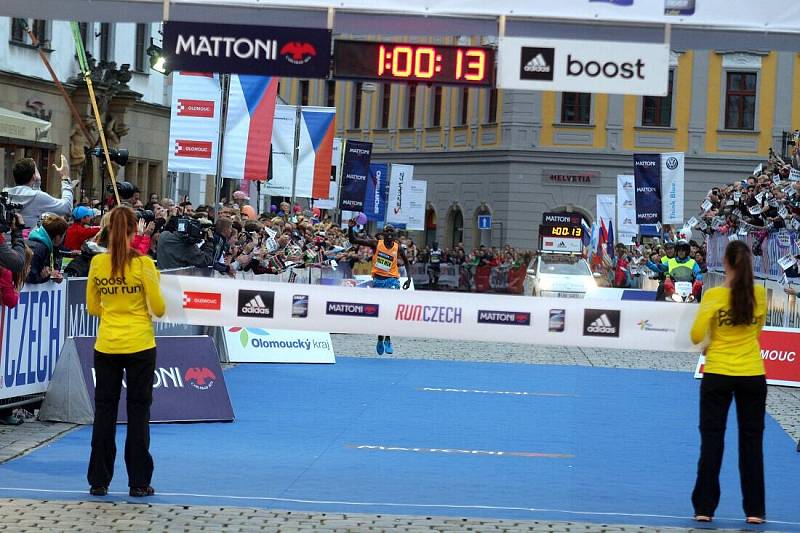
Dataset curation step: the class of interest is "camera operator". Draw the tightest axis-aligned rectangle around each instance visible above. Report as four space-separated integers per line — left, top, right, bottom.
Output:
0 207 26 273
211 217 252 276
5 155 77 228
155 216 214 270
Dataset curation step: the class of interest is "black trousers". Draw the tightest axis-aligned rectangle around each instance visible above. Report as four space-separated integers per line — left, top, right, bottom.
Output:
692 373 767 518
87 348 156 488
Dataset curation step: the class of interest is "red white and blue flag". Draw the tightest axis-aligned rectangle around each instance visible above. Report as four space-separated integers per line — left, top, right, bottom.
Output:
298 106 336 199
222 75 279 181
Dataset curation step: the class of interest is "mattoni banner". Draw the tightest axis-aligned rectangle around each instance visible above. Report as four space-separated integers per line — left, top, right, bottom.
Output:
694 327 800 388
224 327 334 363
497 37 669 96
157 274 702 352
633 153 662 225
167 71 221 174
617 174 638 245
338 140 373 212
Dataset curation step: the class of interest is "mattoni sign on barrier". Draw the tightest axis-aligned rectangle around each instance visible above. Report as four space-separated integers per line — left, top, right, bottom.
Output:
157 274 701 352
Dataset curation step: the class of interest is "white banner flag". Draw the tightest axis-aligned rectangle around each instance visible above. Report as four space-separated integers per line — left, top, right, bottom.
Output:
168 72 222 174
661 152 685 224
406 180 427 231
312 137 342 210
265 105 296 197
386 164 414 226
617 174 638 245
596 194 616 246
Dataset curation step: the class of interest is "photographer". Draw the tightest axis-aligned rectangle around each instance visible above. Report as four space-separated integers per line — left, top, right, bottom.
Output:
0 209 26 273
26 214 68 285
211 217 251 276
5 155 76 228
156 216 214 270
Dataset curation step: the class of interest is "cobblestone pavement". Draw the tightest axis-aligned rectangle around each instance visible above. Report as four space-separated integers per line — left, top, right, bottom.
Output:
0 336 796 532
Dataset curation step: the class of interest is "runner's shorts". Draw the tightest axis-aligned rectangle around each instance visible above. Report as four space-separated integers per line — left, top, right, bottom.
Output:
372 277 400 289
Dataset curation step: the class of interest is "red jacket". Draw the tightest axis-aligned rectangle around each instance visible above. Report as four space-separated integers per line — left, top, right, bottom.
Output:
0 268 19 309
64 224 100 251
132 234 151 255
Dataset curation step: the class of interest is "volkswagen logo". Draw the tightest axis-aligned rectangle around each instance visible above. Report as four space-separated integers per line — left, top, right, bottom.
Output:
666 157 679 170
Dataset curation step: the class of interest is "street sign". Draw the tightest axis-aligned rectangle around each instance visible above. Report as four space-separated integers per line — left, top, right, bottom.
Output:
478 215 492 230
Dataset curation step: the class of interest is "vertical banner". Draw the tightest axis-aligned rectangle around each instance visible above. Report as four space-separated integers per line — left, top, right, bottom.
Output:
406 180 427 231
633 153 662 225
596 194 616 252
222 75 279 181
660 151 684 225
338 140 373 212
617 174 638 245
0 281 66 400
265 104 296 197
168 72 222 174
298 107 337 200
364 163 389 221
314 137 341 210
386 164 415 226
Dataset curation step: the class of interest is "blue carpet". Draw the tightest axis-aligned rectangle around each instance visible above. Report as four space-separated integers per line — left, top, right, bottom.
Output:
0 357 797 531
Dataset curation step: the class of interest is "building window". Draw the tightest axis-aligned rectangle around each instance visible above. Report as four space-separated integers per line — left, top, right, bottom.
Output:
299 80 310 106
431 86 443 127
724 71 757 130
134 23 148 72
406 86 417 128
352 82 362 129
380 85 391 129
560 93 591 124
487 88 498 123
99 23 113 62
458 88 469 126
642 69 674 127
10 18 48 47
325 80 336 109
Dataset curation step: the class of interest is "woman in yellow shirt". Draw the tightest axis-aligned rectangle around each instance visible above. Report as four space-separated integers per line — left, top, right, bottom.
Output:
86 206 165 498
689 240 767 525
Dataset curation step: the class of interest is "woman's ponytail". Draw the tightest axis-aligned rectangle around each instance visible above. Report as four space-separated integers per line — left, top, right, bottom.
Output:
725 240 755 325
107 207 139 278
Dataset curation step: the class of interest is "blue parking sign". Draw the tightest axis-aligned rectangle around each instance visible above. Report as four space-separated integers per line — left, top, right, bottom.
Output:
478 215 492 230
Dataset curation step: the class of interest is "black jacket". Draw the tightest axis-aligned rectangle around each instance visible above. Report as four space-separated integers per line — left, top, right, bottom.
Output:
156 230 214 270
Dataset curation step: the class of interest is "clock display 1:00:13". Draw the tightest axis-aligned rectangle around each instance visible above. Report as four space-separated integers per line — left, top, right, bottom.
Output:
332 40 494 87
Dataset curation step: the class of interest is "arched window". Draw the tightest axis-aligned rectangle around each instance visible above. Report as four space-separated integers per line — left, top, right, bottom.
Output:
448 207 464 249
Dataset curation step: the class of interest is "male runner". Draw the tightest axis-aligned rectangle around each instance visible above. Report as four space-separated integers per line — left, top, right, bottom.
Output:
348 219 411 355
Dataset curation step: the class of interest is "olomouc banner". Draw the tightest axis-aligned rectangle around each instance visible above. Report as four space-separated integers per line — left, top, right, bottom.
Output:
168 71 221 174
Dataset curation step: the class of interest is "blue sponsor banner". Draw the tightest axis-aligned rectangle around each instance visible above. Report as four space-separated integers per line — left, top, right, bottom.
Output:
338 140 373 212
0 281 65 400
365 163 389 222
633 153 662 225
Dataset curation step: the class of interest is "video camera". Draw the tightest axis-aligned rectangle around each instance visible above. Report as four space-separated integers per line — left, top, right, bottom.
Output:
0 192 23 233
89 147 129 167
175 217 205 243
105 180 138 201
135 208 155 223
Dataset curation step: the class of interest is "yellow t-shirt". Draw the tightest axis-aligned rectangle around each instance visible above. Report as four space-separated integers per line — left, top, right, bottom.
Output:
690 286 766 376
87 253 166 354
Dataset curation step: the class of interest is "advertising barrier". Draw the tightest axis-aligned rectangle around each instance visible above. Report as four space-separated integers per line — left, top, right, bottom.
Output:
225 327 335 363
0 281 65 400
158 274 702 352
407 263 525 294
694 327 800 387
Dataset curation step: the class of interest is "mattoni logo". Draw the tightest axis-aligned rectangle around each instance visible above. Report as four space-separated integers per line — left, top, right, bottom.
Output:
583 309 621 337
280 41 317 65
177 98 215 118
237 290 275 318
635 160 657 167
184 367 216 390
520 47 555 81
636 186 657 193
477 310 531 326
665 156 679 170
182 291 222 311
174 140 212 159
326 301 380 317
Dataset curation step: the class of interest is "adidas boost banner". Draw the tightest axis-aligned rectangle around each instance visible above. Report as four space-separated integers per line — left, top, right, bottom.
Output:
497 37 669 96
160 275 702 353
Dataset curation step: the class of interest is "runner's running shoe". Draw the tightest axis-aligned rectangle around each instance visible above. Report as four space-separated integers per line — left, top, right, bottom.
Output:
376 340 384 355
384 340 393 354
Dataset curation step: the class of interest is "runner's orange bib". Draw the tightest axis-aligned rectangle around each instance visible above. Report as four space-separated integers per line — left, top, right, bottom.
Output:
371 240 400 278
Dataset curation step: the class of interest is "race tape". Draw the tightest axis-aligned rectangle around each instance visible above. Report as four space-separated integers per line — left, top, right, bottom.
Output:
160 275 703 353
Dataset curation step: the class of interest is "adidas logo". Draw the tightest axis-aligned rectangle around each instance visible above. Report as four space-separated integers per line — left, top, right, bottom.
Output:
587 314 616 334
524 54 551 73
242 294 271 315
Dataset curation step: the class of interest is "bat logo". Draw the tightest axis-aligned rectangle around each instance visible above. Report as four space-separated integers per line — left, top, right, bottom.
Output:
184 367 217 390
280 42 317 65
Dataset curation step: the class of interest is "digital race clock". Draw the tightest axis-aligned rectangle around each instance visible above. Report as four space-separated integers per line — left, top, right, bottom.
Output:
540 225 584 239
333 40 494 87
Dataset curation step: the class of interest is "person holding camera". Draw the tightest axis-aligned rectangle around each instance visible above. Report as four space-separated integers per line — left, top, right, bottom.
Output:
26 214 68 285
5 155 77 228
156 217 214 270
0 210 27 273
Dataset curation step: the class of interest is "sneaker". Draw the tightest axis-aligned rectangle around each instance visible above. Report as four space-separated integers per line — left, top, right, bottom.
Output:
0 415 23 426
89 486 108 496
129 485 155 497
384 340 393 355
375 340 384 355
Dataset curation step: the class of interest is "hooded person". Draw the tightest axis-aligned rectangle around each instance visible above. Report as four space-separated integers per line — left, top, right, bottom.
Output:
26 214 68 284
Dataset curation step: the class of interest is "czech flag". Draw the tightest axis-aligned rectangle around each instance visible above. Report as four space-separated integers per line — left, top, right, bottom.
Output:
222 75 278 181
298 106 336 199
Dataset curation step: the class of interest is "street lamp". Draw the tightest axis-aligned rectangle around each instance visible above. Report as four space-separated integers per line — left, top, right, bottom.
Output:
146 39 167 74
